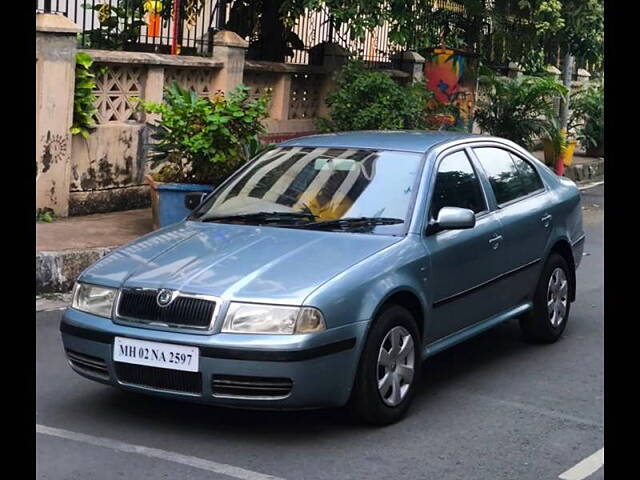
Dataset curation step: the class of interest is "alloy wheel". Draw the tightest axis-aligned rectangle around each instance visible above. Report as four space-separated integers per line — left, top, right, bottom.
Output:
376 326 415 407
547 267 569 327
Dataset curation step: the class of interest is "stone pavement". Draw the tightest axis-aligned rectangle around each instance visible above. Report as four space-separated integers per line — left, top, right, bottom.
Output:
36 209 153 294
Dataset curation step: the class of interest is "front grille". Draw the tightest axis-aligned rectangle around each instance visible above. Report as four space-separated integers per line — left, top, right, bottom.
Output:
115 363 202 395
117 289 216 329
66 350 109 380
211 375 293 399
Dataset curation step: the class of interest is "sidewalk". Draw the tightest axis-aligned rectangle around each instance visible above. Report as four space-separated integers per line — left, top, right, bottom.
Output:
36 209 153 294
532 151 604 182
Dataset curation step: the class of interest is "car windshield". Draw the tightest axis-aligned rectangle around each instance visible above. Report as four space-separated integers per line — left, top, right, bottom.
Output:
191 146 424 235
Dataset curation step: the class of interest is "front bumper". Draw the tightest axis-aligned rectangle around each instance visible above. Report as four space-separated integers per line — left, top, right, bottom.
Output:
60 308 368 409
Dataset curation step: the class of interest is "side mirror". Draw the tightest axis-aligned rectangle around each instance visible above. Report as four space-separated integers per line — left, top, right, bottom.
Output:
184 192 207 211
426 207 476 235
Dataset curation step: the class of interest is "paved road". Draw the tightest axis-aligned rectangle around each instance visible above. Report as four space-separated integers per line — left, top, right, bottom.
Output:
36 186 604 480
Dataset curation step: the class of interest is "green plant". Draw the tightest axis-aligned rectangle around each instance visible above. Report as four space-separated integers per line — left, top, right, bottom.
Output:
36 208 55 223
82 1 147 50
475 73 567 149
71 52 101 139
240 136 275 163
570 81 603 155
317 60 434 132
542 115 569 159
140 82 270 185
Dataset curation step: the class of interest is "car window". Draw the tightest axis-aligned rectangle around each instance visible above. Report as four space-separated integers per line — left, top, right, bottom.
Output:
510 153 544 194
194 147 424 235
473 147 535 205
430 150 487 217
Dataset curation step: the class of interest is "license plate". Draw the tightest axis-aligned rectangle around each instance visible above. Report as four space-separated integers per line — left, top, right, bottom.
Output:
113 337 199 372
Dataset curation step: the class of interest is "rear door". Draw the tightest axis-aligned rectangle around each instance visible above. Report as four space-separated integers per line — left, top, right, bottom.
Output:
470 145 554 305
422 148 508 343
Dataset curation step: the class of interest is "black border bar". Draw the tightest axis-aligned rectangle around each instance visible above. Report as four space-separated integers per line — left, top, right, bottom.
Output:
60 322 356 362
433 258 541 309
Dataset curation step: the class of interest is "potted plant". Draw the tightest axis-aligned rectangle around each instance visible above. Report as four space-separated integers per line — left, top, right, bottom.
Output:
542 116 577 176
140 82 270 229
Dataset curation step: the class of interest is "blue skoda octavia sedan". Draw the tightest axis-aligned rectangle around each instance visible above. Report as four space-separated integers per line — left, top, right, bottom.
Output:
60 131 584 425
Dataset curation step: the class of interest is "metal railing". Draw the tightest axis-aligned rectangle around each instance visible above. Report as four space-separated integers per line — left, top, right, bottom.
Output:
216 1 397 66
36 0 218 56
36 0 468 65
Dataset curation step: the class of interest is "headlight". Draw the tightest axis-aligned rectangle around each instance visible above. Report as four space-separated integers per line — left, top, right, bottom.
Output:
221 303 326 334
72 282 117 318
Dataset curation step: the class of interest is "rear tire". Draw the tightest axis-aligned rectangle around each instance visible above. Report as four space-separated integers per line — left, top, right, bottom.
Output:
520 253 572 343
348 305 421 426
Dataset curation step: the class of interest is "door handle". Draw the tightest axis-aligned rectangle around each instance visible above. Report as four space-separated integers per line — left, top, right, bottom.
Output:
541 213 553 228
489 234 503 250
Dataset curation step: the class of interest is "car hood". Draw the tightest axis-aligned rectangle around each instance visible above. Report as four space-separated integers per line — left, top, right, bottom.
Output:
80 221 401 304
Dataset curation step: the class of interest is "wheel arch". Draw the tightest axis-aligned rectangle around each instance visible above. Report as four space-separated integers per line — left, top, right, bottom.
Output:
369 288 426 342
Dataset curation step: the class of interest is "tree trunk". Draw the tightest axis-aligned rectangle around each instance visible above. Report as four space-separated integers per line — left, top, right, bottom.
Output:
258 0 287 62
559 52 574 131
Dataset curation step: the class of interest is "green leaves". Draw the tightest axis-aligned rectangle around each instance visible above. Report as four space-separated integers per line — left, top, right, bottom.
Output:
82 1 149 50
317 60 434 132
140 82 270 185
71 52 99 139
570 80 603 153
475 73 567 149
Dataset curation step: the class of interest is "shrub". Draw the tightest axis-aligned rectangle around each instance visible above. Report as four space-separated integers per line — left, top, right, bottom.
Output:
140 82 270 185
570 81 604 156
475 74 567 150
317 60 434 132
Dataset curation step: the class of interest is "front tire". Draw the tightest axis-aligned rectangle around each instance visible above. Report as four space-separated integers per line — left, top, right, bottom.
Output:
349 305 421 425
520 253 572 343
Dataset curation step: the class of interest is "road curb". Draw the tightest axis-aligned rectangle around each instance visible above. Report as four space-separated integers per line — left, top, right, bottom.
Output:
565 158 604 182
36 293 72 312
578 179 604 191
36 246 115 294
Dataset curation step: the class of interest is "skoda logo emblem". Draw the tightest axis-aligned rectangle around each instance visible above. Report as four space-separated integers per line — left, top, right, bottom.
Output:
156 289 175 307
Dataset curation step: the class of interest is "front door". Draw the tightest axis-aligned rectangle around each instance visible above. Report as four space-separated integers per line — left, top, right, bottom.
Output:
422 149 508 343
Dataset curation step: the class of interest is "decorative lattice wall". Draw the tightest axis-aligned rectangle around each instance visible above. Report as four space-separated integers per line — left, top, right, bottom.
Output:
164 67 215 98
242 71 277 107
93 65 146 124
289 73 323 119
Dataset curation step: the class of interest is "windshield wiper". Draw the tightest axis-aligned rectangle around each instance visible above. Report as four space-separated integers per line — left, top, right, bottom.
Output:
297 217 404 231
199 211 317 224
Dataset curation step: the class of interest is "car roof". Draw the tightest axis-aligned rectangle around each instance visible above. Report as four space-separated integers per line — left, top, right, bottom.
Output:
277 130 486 154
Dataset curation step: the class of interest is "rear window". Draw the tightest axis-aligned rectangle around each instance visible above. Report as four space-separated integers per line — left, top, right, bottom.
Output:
473 147 543 205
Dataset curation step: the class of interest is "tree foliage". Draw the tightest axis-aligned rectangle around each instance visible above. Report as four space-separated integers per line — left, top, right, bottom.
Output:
570 80 604 154
224 0 602 75
316 60 434 132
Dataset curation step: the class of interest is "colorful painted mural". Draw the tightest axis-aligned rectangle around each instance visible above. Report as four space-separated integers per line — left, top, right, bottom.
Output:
423 48 478 131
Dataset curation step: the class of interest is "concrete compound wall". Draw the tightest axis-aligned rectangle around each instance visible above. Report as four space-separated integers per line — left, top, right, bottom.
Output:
35 13 424 217
36 14 80 217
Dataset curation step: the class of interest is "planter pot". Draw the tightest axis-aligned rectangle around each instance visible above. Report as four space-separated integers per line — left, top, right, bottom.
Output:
561 140 577 167
543 139 577 175
146 176 214 230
